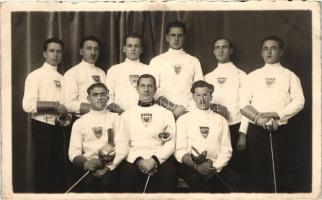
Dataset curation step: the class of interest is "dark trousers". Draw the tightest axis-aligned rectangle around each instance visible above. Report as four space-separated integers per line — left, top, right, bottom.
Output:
179 163 241 193
69 167 118 193
246 123 298 192
228 123 248 190
119 158 177 193
31 119 67 193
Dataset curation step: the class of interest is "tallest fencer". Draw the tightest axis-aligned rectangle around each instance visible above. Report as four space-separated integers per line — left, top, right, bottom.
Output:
149 21 204 119
240 36 305 192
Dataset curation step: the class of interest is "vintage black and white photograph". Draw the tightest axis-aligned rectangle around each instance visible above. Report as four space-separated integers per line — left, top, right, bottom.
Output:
1 1 321 200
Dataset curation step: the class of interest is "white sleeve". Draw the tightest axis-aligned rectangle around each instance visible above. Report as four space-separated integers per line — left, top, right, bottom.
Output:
238 71 250 134
108 114 129 170
193 58 204 82
239 73 253 109
22 73 38 113
174 115 189 163
63 71 82 113
212 119 232 172
68 119 83 162
154 111 176 164
149 58 162 98
276 72 305 121
105 67 115 103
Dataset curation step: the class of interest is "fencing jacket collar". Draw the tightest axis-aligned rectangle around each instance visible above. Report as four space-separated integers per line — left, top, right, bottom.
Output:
217 61 234 69
264 62 281 68
43 62 58 71
125 58 141 64
81 59 96 68
138 99 156 107
168 48 184 55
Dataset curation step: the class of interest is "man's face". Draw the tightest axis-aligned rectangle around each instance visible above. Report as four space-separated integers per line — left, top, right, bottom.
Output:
87 87 109 111
136 77 156 102
213 39 233 63
80 40 100 64
261 40 283 64
43 42 63 66
193 87 212 110
123 37 143 61
166 27 185 50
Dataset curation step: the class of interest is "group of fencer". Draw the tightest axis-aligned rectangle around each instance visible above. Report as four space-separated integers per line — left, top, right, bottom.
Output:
22 20 305 193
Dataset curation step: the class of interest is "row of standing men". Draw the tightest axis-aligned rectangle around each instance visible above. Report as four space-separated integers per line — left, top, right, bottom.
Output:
22 21 305 193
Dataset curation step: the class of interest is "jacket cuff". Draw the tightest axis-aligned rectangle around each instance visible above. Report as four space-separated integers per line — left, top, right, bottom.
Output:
151 155 160 167
133 156 143 166
72 155 88 170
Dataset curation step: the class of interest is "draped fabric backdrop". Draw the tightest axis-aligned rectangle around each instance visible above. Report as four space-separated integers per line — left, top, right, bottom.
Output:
12 11 312 192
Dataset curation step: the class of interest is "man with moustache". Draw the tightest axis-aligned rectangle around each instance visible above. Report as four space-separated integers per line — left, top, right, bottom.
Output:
106 33 150 111
175 80 240 192
204 38 248 185
22 37 69 192
118 74 177 193
149 21 203 119
64 36 107 116
240 36 305 192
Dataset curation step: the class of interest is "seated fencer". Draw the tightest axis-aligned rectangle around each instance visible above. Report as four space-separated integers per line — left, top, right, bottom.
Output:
175 80 241 193
118 74 177 193
68 83 128 192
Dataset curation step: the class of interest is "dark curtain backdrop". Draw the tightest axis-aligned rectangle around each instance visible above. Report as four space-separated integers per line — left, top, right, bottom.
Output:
12 11 312 192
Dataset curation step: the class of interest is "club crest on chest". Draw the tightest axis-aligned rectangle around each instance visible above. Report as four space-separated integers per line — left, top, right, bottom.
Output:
141 113 152 127
92 75 101 83
199 126 210 139
173 64 182 75
217 77 227 86
129 74 139 88
54 80 62 89
92 127 103 139
265 77 275 88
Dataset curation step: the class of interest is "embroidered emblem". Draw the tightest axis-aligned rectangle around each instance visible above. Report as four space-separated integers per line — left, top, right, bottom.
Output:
92 75 101 83
173 64 182 75
199 126 210 139
265 77 275 88
92 127 103 139
129 74 140 88
141 113 152 127
54 80 62 88
217 77 227 86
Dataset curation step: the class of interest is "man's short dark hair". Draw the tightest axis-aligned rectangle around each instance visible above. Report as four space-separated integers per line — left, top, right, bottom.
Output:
166 21 186 35
80 36 101 49
123 32 142 46
191 80 214 95
261 36 284 49
213 37 233 49
137 74 157 88
87 83 108 95
43 37 64 51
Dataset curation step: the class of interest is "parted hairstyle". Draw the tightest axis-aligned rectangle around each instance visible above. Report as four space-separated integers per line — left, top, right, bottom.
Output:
137 74 157 89
191 80 214 96
43 37 64 51
80 36 101 49
166 21 186 35
123 32 143 45
261 36 284 49
87 83 109 95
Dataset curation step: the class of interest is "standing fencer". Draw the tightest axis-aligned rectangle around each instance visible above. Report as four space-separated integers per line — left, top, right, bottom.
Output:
106 33 150 112
68 83 128 192
64 36 107 116
118 74 177 193
149 21 203 119
22 38 70 193
175 80 240 193
204 37 248 186
240 36 305 192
